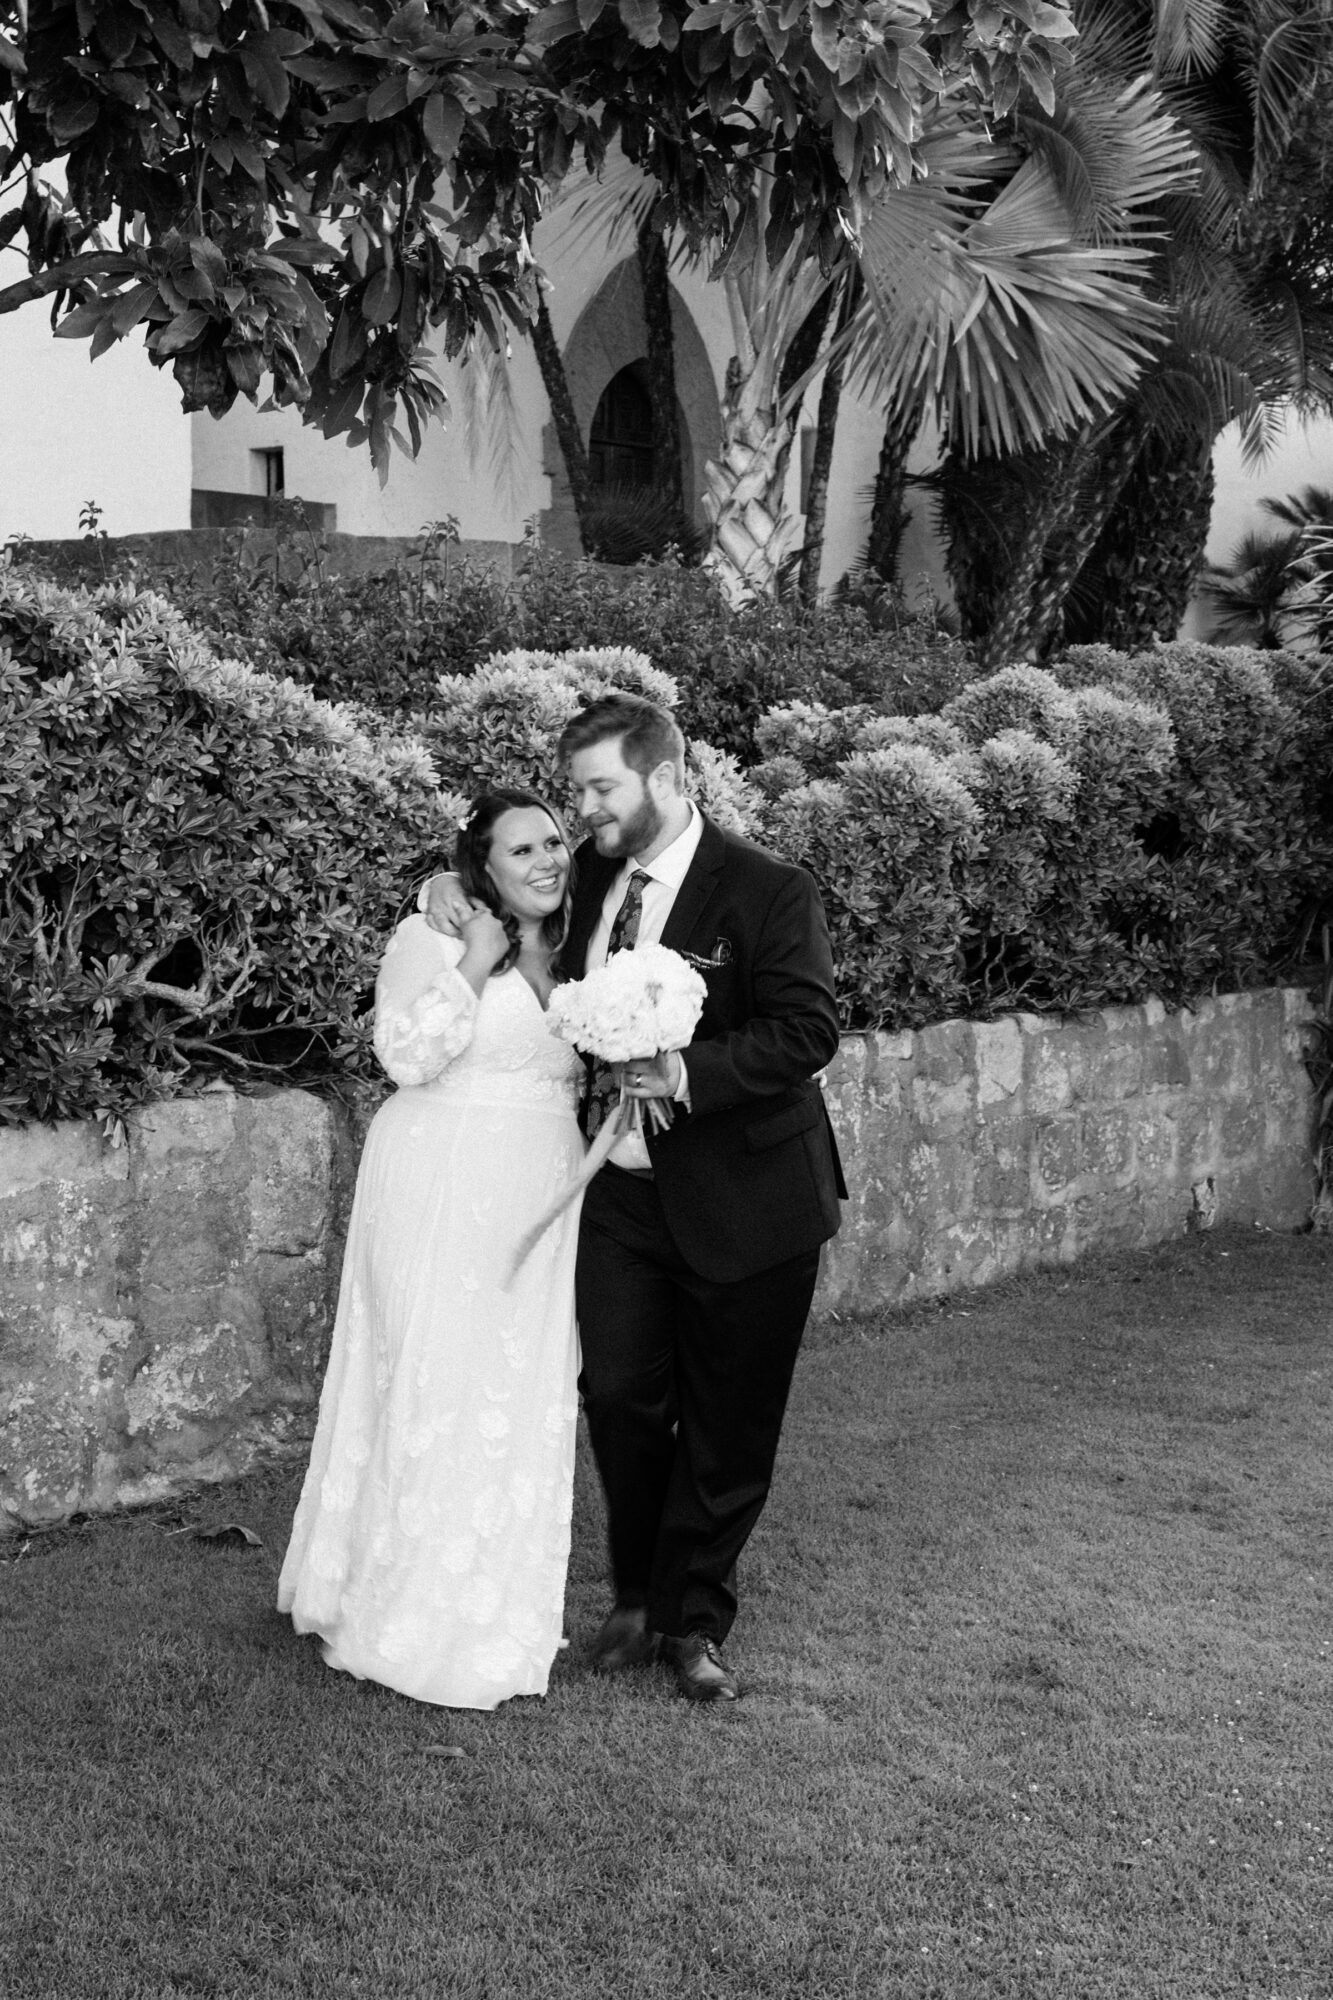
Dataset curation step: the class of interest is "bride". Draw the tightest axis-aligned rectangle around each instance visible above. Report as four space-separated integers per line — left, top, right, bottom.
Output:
277 789 585 1710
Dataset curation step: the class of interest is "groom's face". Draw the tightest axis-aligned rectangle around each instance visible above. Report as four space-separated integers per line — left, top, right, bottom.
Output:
568 736 664 860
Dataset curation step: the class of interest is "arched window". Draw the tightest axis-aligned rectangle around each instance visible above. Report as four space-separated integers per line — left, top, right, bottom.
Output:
588 364 656 489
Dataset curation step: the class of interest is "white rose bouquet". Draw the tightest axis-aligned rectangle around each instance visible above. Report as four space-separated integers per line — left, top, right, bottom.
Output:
503 944 706 1287
546 942 707 1133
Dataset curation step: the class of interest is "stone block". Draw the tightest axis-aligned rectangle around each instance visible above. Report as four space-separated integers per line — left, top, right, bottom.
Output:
1022 1028 1074 1116
123 1296 267 1438
899 1138 973 1222
252 1250 337 1384
1142 1026 1192 1092
1128 1106 1176 1183
1059 1019 1113 1104
910 1020 976 1128
974 1018 1024 1112
1191 1019 1239 1092
1071 1184 1148 1252
0 1184 133 1350
1034 1117 1080 1197
244 1091 336 1256
1173 1099 1220 1176
135 1189 247 1292
134 1088 238 1163
972 1128 1030 1213
1020 1204 1076 1268
0 1119 128 1199
1218 1098 1266 1163
1090 1015 1146 1100
1079 1108 1134 1182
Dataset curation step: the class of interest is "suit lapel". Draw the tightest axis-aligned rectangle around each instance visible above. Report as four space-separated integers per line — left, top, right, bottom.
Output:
660 816 726 952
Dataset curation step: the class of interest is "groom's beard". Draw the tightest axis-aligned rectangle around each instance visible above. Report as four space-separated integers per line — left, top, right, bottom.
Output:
588 793 662 859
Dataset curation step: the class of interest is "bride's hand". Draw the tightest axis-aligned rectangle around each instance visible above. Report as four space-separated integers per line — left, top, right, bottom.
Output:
458 901 510 968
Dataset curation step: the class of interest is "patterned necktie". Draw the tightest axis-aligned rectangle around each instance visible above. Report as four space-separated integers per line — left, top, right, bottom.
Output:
583 870 650 1140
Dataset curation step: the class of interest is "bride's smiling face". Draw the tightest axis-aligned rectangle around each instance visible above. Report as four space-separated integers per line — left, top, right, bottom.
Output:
484 807 570 922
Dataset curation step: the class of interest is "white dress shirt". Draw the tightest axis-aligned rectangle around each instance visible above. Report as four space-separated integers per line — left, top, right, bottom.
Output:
589 800 703 1172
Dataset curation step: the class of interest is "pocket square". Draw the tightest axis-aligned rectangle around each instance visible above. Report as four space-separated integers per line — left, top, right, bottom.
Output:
683 938 732 969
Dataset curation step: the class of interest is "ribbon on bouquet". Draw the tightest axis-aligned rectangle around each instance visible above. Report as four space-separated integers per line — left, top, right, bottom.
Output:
500 1074 672 1292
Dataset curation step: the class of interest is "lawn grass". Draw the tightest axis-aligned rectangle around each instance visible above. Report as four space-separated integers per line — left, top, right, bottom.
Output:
3 1225 1331 2000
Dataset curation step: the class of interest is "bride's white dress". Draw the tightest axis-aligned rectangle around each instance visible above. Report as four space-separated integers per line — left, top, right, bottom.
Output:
277 915 585 1710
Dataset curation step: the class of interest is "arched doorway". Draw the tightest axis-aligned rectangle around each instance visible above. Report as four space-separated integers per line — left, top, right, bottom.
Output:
538 259 721 560
588 364 657 490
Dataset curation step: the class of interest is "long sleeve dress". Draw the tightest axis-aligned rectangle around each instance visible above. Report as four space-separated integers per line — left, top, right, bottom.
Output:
277 916 585 1710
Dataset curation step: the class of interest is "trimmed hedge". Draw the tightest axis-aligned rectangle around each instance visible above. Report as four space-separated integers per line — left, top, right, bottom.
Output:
1 565 452 1132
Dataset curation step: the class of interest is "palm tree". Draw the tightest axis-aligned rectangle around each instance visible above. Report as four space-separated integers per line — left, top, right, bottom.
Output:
1198 484 1333 649
1197 524 1303 646
936 0 1333 667
544 54 1195 603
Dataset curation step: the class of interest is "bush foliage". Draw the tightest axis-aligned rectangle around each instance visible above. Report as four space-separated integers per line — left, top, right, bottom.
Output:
119 532 976 764
738 646 1333 1028
5 553 1330 1126
1 564 452 1131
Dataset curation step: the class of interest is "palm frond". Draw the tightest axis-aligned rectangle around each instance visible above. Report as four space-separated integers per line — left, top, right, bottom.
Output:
455 330 527 515
1154 0 1231 79
540 154 662 274
1260 485 1333 530
1015 73 1198 245
1250 6 1333 192
852 133 1183 458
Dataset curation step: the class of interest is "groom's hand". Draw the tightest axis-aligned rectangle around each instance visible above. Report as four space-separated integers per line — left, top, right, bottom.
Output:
622 1052 682 1100
421 872 472 937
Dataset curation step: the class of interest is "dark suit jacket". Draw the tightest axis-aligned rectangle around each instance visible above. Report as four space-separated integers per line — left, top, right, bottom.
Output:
564 815 846 1283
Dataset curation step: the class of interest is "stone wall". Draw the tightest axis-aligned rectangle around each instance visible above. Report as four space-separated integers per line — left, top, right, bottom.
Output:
819 986 1316 1309
0 1085 362 1531
1 987 1317 1529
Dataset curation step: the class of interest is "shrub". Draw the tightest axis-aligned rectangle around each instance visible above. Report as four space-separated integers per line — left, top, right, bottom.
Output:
420 646 765 835
765 745 981 1028
947 730 1076 974
1051 641 1333 990
941 664 1068 746
0 565 452 1132
123 533 981 763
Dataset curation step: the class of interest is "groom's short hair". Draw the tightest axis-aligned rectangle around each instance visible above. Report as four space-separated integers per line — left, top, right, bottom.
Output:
557 692 686 785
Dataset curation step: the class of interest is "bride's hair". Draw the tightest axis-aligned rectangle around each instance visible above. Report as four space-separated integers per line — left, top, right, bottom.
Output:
453 789 576 975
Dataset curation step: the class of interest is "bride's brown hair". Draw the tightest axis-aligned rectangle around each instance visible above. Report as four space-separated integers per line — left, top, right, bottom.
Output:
453 789 576 976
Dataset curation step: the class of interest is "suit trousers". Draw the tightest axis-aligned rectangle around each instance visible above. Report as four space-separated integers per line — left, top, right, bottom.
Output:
576 1163 820 1643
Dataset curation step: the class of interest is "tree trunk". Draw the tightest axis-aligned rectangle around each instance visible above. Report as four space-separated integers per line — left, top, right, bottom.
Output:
700 251 843 601
702 356 803 600
636 219 686 524
1020 418 1149 659
797 278 859 602
1062 437 1216 650
864 405 922 585
977 436 1094 670
530 288 594 548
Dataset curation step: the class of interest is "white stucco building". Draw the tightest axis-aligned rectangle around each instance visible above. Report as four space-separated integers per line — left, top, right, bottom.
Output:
3 228 1330 625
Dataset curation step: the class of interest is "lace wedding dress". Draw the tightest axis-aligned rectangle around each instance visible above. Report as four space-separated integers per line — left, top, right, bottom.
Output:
277 915 585 1710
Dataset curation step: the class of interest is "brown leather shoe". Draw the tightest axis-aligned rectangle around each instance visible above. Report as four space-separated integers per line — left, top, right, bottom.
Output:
589 1603 660 1673
662 1631 739 1702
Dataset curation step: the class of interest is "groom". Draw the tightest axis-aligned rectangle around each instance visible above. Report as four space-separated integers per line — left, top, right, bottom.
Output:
433 692 845 1701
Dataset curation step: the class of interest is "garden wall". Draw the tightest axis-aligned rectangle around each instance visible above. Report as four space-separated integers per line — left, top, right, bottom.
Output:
0 987 1316 1529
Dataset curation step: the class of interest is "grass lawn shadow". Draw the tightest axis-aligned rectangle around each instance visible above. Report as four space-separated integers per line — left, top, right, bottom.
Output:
2 1226 1331 1998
